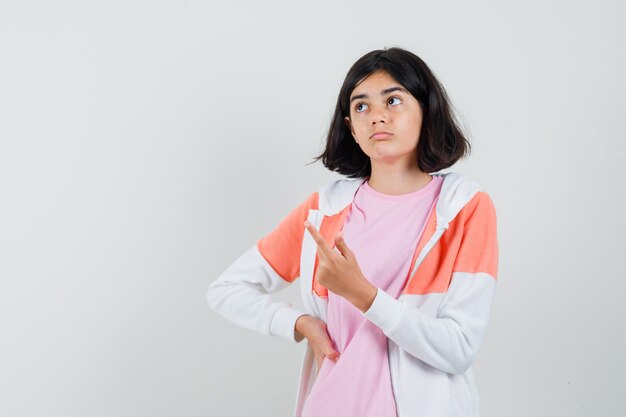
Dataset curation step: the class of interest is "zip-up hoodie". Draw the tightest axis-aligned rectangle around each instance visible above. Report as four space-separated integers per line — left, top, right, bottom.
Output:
207 171 499 417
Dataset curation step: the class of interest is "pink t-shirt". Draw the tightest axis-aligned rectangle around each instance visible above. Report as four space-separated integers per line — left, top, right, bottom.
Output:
301 175 443 417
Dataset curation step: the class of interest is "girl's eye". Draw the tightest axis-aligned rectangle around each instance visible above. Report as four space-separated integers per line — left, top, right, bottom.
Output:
355 103 368 113
355 97 402 113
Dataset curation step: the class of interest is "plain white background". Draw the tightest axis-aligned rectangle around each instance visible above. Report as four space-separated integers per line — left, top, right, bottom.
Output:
1 0 624 416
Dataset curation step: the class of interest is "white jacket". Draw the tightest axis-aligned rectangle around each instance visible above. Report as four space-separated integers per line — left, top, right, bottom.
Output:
207 172 499 417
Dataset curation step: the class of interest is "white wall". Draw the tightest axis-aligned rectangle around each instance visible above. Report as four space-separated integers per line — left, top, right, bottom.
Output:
1 0 624 416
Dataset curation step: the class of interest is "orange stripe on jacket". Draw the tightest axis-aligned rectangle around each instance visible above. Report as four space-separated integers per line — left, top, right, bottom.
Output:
402 191 499 295
256 192 319 283
256 189 498 297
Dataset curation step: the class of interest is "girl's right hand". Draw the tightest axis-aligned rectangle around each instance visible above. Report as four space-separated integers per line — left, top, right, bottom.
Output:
295 315 340 373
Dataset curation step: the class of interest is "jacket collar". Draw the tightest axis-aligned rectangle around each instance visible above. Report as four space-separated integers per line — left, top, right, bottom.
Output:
317 172 483 229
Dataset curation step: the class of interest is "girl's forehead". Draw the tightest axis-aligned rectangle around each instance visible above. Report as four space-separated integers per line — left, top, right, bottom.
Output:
350 71 409 101
352 71 403 94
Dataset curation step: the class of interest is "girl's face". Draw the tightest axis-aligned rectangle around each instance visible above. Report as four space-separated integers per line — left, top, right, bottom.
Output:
344 70 423 168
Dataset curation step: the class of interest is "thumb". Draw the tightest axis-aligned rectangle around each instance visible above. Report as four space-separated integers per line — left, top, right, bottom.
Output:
325 349 341 362
323 339 341 362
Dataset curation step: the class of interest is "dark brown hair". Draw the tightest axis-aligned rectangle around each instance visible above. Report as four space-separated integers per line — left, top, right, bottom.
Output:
307 47 471 178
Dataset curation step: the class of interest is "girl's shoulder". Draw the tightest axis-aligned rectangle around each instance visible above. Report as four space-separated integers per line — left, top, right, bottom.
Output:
317 177 366 215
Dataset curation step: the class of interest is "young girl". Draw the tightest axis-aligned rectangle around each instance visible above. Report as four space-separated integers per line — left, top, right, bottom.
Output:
207 47 498 417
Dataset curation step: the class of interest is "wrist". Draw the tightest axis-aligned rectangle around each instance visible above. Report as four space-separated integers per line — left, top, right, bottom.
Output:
352 281 378 313
295 314 313 337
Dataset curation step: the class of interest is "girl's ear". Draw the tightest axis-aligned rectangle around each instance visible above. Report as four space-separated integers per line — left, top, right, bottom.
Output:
344 117 356 139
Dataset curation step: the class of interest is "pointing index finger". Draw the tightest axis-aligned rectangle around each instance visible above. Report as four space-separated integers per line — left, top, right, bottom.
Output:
304 221 333 259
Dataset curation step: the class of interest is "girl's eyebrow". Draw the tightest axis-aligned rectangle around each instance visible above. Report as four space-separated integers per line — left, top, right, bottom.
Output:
350 86 409 104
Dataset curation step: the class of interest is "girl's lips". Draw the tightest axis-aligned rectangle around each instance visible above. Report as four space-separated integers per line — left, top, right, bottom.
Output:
371 132 393 140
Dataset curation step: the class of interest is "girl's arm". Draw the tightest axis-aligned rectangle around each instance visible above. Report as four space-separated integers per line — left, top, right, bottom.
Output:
207 192 317 343
207 243 308 342
362 192 499 375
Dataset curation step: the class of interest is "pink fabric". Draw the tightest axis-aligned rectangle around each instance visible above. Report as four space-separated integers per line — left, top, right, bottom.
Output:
301 175 443 417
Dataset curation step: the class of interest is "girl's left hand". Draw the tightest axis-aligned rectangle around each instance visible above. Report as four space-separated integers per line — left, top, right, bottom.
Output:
303 221 372 302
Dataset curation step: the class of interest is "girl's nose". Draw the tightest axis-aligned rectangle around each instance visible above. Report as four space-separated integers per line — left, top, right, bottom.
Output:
369 105 389 124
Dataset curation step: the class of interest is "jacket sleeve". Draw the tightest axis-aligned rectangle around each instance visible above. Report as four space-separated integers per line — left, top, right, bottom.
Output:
206 192 317 344
361 191 499 375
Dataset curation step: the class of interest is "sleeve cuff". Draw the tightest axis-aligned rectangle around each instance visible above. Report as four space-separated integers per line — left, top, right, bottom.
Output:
270 304 309 343
361 288 403 333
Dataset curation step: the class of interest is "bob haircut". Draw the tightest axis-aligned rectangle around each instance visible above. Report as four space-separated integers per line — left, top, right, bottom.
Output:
309 47 471 179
